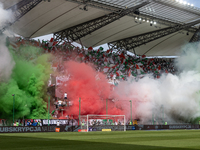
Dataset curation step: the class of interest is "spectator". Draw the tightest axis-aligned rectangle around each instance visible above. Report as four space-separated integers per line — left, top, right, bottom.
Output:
64 92 67 101
27 120 31 126
58 100 62 107
81 122 85 126
16 121 19 126
57 121 60 126
32 120 38 126
38 120 41 126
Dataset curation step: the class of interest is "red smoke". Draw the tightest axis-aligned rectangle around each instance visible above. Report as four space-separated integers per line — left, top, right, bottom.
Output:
61 61 124 116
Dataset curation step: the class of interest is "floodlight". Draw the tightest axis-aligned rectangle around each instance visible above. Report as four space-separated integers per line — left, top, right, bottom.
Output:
143 19 145 21
154 21 156 25
147 20 149 23
150 21 153 26
135 17 138 19
191 4 194 7
139 18 141 21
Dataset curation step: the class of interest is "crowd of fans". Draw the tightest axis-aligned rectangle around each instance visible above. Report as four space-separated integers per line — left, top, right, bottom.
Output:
51 40 177 83
9 37 177 84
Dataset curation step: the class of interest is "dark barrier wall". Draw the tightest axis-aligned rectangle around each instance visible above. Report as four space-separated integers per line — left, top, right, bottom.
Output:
59 125 81 132
59 125 200 132
0 125 200 133
127 125 200 130
168 125 199 129
88 125 125 131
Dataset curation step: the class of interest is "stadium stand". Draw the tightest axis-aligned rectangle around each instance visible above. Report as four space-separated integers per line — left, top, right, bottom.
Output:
9 37 177 84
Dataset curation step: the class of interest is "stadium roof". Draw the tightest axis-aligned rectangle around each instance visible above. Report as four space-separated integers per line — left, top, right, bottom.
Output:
1 0 200 56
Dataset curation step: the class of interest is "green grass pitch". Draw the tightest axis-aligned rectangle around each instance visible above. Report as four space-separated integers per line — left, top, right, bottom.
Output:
0 130 200 150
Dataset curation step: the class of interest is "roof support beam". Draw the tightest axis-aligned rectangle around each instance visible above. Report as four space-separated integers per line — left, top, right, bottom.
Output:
66 0 197 33
0 0 42 34
153 0 200 16
53 1 149 43
108 19 200 52
65 0 121 12
189 27 200 43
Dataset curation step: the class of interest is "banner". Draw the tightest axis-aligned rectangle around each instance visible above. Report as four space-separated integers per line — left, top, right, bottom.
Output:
168 125 199 129
0 126 55 133
42 119 68 126
42 119 78 126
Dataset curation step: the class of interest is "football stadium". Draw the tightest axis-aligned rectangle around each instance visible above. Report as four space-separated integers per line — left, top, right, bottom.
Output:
0 0 200 149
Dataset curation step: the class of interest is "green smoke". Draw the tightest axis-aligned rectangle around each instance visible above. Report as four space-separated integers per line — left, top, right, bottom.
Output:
0 44 53 119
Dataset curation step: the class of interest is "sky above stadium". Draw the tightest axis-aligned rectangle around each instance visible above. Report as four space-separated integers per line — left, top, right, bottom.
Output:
188 0 200 7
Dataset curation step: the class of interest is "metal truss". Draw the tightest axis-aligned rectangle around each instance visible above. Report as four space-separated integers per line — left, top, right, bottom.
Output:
65 0 122 12
0 0 42 34
108 19 200 52
189 27 200 43
66 0 197 33
53 1 149 43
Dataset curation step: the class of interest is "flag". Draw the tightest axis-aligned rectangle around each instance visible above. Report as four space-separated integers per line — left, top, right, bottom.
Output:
109 58 114 64
136 64 144 74
158 65 161 73
88 47 93 51
52 41 58 46
116 71 120 76
106 49 111 53
99 47 104 51
48 38 54 47
103 66 110 73
120 58 126 64
128 68 131 77
119 53 126 59
116 70 122 76
142 55 146 58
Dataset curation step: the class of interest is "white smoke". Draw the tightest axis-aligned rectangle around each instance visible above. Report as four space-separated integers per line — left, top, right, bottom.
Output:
0 3 15 80
0 3 13 28
0 38 15 80
114 43 200 124
176 43 200 72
